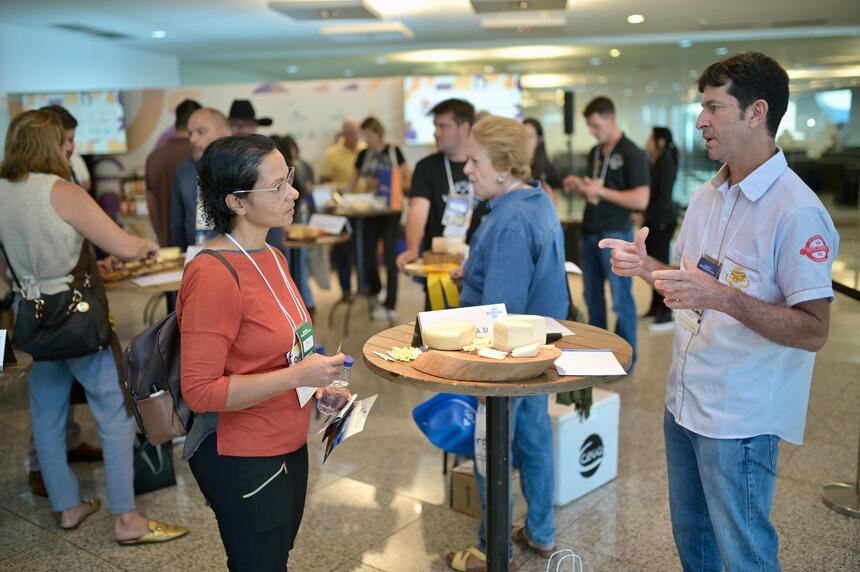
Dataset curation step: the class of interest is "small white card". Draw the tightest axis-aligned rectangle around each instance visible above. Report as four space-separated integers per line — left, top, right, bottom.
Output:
564 261 583 275
554 350 626 376
418 304 508 339
545 318 575 337
184 246 204 268
339 394 377 441
0 330 6 371
308 214 350 235
297 386 316 408
131 270 184 287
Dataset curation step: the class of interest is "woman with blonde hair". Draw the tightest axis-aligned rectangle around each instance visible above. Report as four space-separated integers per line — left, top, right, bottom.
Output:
0 109 188 544
446 116 567 571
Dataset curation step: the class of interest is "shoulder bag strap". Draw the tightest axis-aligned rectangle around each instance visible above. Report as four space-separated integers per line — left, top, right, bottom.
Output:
0 241 23 290
196 249 240 287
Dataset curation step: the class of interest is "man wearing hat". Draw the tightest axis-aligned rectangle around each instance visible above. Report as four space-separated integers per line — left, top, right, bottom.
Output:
228 99 272 135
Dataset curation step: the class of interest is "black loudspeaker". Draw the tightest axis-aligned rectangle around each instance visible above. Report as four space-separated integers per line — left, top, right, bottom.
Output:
563 90 575 135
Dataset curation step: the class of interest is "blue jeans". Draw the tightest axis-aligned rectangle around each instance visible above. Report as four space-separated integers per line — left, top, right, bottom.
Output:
29 348 136 515
475 395 555 555
664 409 781 572
580 230 637 363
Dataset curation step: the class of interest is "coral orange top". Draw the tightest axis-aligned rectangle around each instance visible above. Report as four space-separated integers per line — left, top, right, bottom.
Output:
177 247 312 457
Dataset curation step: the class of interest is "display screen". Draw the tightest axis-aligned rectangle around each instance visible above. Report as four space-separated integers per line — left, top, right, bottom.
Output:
403 74 522 145
814 89 852 124
13 90 128 155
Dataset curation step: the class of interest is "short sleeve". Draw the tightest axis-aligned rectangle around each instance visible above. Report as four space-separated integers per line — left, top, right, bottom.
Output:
410 158 434 201
775 207 839 307
178 257 243 413
624 146 650 189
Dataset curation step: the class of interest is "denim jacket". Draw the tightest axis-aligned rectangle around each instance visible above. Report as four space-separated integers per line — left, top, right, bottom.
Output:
460 184 568 319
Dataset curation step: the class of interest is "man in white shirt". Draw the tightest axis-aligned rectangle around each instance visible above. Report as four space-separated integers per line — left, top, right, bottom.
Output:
600 52 838 571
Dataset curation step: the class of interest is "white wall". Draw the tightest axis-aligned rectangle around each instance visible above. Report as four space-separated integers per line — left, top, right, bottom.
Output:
0 22 180 154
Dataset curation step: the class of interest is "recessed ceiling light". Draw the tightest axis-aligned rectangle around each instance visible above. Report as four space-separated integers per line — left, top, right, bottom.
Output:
627 14 645 24
287 65 299 74
807 118 816 127
678 40 693 48
609 49 621 58
590 57 602 66
715 47 728 56
150 30 166 38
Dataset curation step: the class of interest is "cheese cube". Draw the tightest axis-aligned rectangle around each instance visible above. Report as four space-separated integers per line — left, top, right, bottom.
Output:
492 319 534 352
508 314 547 345
511 343 539 358
423 322 475 350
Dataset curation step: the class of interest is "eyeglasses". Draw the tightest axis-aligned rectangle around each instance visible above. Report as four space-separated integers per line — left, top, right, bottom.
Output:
233 166 295 198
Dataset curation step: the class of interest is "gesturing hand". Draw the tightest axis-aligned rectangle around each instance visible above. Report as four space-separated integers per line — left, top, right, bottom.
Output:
651 256 729 312
598 227 649 277
294 353 345 388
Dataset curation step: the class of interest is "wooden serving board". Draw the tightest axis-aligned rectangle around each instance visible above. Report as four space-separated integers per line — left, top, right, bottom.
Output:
410 346 562 382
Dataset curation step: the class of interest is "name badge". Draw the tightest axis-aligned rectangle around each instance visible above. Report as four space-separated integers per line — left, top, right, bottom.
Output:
696 255 721 279
287 321 315 366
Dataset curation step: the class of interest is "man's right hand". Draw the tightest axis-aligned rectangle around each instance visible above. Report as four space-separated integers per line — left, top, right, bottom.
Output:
396 249 419 271
293 353 345 388
598 227 649 277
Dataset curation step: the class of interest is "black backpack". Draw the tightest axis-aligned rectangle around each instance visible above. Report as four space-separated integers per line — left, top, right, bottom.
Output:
123 250 238 445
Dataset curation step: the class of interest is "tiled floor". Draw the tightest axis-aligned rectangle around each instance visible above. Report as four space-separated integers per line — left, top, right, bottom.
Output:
0 273 858 571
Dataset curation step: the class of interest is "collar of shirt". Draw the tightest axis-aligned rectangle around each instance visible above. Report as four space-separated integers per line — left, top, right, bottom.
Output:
707 147 788 202
487 183 542 211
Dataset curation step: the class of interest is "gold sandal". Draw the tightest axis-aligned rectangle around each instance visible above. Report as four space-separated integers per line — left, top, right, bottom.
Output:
116 519 189 546
446 546 486 572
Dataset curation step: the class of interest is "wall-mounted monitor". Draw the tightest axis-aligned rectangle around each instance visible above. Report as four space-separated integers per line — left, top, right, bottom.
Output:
11 90 128 155
403 74 522 146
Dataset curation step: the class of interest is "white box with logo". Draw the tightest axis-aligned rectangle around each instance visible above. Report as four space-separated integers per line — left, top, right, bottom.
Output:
549 388 619 506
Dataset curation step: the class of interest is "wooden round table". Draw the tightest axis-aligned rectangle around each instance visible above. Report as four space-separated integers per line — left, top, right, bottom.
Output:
1 350 34 383
363 320 632 572
283 233 351 250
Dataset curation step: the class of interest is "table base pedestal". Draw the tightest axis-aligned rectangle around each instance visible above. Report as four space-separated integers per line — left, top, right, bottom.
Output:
486 396 511 572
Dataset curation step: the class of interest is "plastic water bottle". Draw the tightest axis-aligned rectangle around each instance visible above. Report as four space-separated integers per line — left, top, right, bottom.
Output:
317 355 353 416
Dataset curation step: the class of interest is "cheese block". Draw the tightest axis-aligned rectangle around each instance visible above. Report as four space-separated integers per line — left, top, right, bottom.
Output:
492 319 534 352
511 343 539 358
508 314 547 345
478 348 507 360
423 322 475 350
157 247 182 262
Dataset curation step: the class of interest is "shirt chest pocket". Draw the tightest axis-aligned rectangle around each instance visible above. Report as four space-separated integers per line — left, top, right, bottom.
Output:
721 251 766 299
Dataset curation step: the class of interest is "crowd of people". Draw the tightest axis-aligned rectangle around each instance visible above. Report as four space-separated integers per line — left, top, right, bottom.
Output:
0 50 840 572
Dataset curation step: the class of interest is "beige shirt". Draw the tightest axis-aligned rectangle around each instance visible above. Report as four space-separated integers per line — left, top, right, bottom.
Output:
318 141 361 188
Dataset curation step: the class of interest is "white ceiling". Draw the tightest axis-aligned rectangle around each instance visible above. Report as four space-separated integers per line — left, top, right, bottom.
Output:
2 0 860 83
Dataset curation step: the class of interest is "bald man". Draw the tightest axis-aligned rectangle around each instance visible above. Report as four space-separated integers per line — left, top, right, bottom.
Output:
171 108 232 249
319 118 363 188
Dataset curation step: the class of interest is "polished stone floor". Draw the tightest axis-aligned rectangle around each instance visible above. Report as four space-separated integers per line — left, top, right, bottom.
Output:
0 273 858 571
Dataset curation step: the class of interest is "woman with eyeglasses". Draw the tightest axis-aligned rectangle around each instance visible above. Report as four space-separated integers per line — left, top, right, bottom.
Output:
177 134 345 571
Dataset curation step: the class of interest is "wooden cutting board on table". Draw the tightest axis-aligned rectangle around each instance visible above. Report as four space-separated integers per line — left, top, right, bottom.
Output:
410 346 561 382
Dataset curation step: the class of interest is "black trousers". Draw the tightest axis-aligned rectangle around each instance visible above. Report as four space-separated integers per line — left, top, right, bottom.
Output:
364 213 400 309
189 434 309 572
644 221 677 314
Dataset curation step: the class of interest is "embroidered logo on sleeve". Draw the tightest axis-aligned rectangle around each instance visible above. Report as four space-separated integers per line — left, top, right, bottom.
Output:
800 235 830 262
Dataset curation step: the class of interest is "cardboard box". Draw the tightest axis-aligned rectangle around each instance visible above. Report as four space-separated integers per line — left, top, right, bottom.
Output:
450 460 526 520
550 388 620 506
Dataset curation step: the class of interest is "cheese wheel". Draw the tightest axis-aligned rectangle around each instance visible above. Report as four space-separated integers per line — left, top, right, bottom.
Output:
423 322 475 350
492 319 534 352
508 314 547 345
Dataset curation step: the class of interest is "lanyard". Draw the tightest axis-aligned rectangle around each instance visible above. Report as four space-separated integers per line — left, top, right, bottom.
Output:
224 234 309 331
592 140 619 182
699 184 749 265
443 155 456 195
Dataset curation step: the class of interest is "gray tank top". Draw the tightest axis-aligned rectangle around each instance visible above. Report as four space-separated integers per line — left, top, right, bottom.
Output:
0 173 84 297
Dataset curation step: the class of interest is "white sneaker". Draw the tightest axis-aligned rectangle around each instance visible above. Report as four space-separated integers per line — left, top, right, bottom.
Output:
371 306 396 321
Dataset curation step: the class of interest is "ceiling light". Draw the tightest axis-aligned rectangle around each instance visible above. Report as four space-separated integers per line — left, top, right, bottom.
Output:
590 57 602 66
150 30 166 38
320 21 413 38
490 45 577 60
287 65 299 74
678 40 693 48
626 14 645 24
393 49 476 63
520 74 576 89
806 118 816 127
715 47 728 56
514 0 529 8
480 14 567 29
609 49 620 58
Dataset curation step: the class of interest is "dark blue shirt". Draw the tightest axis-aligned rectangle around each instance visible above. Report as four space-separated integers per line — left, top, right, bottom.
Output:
171 157 198 250
460 185 568 319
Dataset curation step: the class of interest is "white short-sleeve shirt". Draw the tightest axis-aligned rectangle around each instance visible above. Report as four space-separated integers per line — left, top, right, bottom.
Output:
666 149 838 445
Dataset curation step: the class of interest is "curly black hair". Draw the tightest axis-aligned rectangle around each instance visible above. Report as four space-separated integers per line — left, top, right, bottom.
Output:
197 134 276 234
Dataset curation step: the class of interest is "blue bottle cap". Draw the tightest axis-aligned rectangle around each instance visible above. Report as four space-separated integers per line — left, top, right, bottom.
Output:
344 355 354 367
